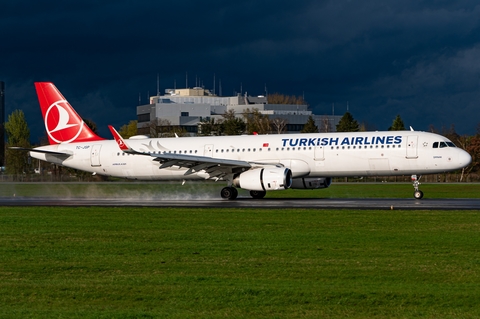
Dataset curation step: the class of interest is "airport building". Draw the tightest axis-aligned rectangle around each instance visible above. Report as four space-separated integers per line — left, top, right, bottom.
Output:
137 87 341 136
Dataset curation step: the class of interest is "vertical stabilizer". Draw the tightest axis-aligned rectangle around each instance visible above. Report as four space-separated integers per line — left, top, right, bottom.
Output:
35 82 104 144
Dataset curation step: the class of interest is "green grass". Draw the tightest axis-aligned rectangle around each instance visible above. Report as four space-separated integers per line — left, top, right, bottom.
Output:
1 182 480 199
1 207 480 318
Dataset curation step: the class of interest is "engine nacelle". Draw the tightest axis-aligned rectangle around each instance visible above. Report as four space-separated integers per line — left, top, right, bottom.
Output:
233 167 293 191
290 177 332 189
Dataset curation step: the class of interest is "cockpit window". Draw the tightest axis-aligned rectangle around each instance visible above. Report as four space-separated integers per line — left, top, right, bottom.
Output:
433 141 456 148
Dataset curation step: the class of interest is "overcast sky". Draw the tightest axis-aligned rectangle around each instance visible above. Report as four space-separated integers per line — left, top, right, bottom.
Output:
2 0 480 142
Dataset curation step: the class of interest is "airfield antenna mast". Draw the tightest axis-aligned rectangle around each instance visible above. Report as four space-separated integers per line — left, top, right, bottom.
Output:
213 73 216 95
219 80 222 96
186 72 188 88
157 73 160 96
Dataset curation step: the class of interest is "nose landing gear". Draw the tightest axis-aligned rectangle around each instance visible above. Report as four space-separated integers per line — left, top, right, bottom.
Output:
411 175 424 199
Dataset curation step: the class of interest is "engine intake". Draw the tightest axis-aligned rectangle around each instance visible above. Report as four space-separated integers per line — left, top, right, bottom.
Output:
233 167 293 191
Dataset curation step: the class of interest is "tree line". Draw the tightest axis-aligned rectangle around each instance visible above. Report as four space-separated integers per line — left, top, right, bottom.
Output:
4 109 480 181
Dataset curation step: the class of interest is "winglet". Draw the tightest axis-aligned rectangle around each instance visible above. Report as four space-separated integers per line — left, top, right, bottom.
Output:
108 125 131 151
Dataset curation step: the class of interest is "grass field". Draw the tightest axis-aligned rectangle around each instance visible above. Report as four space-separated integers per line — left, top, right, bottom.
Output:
1 206 480 318
1 182 480 199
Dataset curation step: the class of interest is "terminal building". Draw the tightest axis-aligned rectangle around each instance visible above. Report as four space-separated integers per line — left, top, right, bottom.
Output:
136 87 341 136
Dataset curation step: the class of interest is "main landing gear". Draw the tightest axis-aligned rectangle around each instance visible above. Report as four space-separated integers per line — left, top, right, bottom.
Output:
411 174 424 199
220 187 267 200
221 187 238 200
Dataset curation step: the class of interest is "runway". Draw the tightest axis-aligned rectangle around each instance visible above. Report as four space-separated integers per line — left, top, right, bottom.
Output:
1 197 480 210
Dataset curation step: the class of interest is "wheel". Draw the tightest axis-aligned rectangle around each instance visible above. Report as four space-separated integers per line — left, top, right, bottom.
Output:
414 190 424 199
221 187 238 200
250 190 266 199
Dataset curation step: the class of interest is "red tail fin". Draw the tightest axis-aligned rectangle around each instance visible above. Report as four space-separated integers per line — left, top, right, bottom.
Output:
35 82 104 144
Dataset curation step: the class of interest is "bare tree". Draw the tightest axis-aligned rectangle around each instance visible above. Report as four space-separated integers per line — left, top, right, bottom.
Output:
271 118 288 134
243 108 271 134
319 116 331 132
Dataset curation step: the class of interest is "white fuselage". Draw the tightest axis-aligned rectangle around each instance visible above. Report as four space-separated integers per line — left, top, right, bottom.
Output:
30 131 471 181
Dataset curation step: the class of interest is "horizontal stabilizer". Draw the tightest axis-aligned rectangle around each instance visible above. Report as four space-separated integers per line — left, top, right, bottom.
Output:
10 147 73 156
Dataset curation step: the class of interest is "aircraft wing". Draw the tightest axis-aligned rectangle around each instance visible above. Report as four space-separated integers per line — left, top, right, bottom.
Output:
108 125 252 180
149 152 251 179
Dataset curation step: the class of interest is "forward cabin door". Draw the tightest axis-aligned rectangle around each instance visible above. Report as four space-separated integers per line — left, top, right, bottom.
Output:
90 144 102 167
406 135 418 159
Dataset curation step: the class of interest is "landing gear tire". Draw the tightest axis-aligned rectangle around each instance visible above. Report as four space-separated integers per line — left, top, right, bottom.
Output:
414 190 424 200
411 174 424 200
250 190 266 199
221 187 238 200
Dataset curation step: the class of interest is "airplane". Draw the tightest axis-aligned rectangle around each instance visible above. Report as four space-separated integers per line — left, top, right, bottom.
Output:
16 82 472 200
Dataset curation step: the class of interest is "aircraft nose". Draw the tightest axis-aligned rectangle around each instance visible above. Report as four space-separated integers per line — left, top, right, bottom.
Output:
458 149 472 167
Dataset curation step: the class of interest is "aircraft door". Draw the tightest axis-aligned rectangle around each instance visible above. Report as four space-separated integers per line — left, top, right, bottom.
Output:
406 136 418 159
204 144 214 157
314 146 325 161
90 144 102 166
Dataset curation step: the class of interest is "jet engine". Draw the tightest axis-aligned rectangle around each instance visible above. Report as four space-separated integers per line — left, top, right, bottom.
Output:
290 177 332 189
233 167 293 191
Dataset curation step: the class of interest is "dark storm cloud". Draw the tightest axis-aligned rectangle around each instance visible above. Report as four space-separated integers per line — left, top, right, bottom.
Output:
1 0 480 141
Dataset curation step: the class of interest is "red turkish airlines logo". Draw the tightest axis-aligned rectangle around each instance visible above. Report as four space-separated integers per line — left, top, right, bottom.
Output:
44 100 83 143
